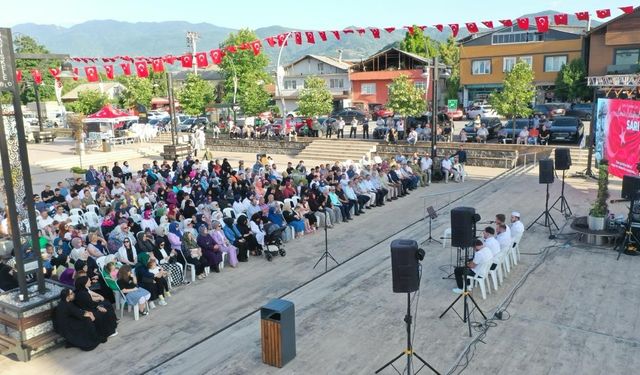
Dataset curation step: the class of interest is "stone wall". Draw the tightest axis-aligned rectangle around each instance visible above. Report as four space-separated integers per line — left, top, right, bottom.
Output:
205 138 312 155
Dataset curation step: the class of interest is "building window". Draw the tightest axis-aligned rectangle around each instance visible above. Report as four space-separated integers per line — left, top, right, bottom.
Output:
544 55 567 72
520 56 533 68
503 57 516 72
492 32 543 45
472 59 491 75
330 78 344 89
615 48 640 65
284 80 297 90
317 63 324 73
414 81 426 91
361 83 376 95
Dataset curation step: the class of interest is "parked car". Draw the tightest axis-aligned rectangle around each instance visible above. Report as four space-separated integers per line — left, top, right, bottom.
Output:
177 118 194 132
497 119 533 144
466 105 498 119
533 103 566 119
372 105 393 120
331 109 367 124
548 116 584 143
445 108 465 121
461 117 503 142
564 103 593 121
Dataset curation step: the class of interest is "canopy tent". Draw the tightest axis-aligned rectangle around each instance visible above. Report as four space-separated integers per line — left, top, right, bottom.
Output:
83 104 137 124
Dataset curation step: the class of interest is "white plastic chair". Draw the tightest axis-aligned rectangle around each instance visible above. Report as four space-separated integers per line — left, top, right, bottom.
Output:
291 195 300 206
442 228 452 248
487 259 501 291
86 204 100 215
70 208 84 217
284 198 295 209
69 214 84 226
467 261 492 300
223 207 236 218
83 212 101 229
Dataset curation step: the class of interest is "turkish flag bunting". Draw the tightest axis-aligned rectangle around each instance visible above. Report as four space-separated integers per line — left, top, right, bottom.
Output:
384 27 395 33
152 59 164 73
277 33 288 46
596 9 611 19
620 6 634 14
31 69 42 84
239 43 250 50
266 37 276 47
294 32 302 45
180 54 193 68
331 31 341 40
554 14 568 25
210 49 223 64
305 31 315 44
449 24 460 37
72 57 81 62
517 18 529 30
406 26 415 35
135 61 149 78
121 56 133 62
418 26 427 31
466 23 479 33
16 70 22 82
482 21 494 29
72 67 79 81
357 28 366 35
250 40 262 56
342 29 355 34
575 12 590 21
195 52 208 68
163 55 176 64
225 45 237 53
48 68 60 79
535 16 549 32
434 24 444 32
85 66 99 82
370 28 381 39
318 31 328 41
499 19 513 27
104 65 114 79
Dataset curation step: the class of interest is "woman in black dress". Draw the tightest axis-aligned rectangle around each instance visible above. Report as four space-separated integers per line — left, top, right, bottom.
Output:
73 276 118 339
53 289 103 351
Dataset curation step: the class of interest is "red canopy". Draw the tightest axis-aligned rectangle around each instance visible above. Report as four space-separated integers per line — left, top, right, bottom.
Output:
83 104 137 123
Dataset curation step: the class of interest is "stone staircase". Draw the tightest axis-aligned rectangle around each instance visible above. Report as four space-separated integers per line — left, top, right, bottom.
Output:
568 147 595 169
295 139 378 163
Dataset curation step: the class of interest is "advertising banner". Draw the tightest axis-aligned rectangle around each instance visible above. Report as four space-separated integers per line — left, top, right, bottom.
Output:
595 98 640 177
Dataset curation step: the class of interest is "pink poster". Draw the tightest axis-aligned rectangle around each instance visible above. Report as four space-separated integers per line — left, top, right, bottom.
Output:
602 99 640 177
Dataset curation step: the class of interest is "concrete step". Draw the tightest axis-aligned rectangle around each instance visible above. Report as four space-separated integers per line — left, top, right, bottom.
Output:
36 149 148 172
295 152 371 161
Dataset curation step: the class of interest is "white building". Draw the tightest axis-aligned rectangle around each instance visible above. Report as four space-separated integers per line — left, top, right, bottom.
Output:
275 54 352 115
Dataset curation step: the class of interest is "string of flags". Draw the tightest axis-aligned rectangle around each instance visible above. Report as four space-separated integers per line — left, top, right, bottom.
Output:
16 5 635 84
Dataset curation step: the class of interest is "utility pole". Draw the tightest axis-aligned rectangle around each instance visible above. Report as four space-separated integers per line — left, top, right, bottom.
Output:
186 31 200 75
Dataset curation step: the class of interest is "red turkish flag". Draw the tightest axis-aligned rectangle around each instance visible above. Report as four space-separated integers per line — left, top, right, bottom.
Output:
225 45 237 53
449 24 459 37
370 28 381 39
210 49 223 64
135 61 149 78
517 18 529 30
277 33 288 47
620 6 634 14
482 21 494 29
465 23 479 33
318 31 327 41
31 69 42 84
384 27 395 33
331 31 341 40
48 68 60 80
499 19 513 27
294 32 302 45
554 14 568 25
305 31 315 44
84 66 99 82
535 16 549 32
104 65 115 79
596 9 611 19
250 40 262 56
575 11 590 21
357 28 366 35
406 26 415 35
434 24 444 32
342 29 355 34
266 37 276 47
163 55 176 65
16 70 22 82
195 52 208 68
152 59 164 73
72 67 79 81
180 54 193 68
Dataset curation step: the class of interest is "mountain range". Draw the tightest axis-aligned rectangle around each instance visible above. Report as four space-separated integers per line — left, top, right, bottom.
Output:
11 11 598 66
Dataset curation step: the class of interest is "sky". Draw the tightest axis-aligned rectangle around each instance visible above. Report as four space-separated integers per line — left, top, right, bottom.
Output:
0 0 636 29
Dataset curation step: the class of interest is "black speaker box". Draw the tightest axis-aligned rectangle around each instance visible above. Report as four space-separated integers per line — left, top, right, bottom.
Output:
554 148 571 170
451 207 476 248
622 175 640 200
390 239 420 293
539 159 554 184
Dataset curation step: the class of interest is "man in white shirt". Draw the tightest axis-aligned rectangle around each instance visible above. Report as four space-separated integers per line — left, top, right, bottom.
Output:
441 157 455 183
476 126 489 143
337 117 345 138
495 213 511 238
496 224 512 252
37 210 54 231
453 239 493 293
52 206 69 223
111 182 125 197
483 226 502 273
510 211 525 243
349 118 358 138
420 154 433 185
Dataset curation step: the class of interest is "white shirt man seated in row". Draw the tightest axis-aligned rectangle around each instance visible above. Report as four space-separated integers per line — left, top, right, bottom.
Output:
453 238 493 294
510 211 524 243
482 226 501 272
496 223 512 252
441 157 459 183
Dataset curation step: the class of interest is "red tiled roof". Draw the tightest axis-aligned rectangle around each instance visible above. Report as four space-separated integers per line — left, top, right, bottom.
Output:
350 69 424 81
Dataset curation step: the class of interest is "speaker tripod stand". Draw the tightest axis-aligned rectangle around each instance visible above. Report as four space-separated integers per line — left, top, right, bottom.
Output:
527 183 559 239
313 210 339 272
615 195 640 260
439 259 487 337
551 169 572 217
375 293 440 375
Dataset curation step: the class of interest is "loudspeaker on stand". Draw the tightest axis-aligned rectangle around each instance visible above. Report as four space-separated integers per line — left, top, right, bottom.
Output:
390 239 424 293
539 159 554 184
451 207 476 248
554 148 571 170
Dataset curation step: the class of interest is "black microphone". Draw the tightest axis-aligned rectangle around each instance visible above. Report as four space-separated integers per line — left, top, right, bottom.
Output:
478 220 495 224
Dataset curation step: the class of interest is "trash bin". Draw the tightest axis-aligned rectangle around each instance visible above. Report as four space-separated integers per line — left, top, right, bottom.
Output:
260 299 295 368
102 139 112 152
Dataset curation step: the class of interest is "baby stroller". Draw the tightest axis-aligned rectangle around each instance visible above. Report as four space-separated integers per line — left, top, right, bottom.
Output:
263 222 286 261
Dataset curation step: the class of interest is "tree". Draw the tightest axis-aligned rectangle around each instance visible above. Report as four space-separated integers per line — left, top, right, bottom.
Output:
554 58 590 102
297 76 333 117
66 90 109 115
489 61 535 142
387 74 426 119
438 36 461 101
399 26 439 58
117 75 153 108
176 73 214 116
219 29 272 114
13 35 61 105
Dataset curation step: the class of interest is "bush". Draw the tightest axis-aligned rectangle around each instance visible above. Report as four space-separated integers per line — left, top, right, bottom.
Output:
70 166 87 175
589 162 609 218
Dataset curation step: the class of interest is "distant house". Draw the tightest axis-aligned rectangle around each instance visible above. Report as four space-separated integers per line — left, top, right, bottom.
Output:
61 82 125 102
349 48 444 113
275 54 352 114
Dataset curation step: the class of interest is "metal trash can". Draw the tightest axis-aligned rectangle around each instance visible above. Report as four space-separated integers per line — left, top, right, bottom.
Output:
102 139 112 152
260 299 295 368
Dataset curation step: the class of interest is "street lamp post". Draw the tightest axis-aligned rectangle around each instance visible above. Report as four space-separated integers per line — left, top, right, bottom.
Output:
32 82 44 132
421 57 451 161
